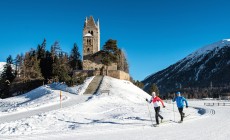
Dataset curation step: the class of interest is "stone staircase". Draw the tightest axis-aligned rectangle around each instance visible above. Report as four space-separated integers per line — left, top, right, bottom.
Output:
83 76 103 94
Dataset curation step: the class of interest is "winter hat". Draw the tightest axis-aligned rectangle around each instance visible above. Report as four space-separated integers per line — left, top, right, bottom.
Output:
176 92 181 95
152 92 156 96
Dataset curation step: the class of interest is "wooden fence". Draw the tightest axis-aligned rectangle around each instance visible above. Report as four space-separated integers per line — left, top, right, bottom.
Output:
204 102 230 106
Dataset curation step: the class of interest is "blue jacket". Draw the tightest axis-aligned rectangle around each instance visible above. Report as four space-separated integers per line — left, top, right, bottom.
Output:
172 96 188 108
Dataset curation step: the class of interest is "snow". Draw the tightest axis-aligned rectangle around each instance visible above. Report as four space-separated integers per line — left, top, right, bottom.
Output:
84 33 92 37
0 62 6 74
0 62 16 75
187 39 230 59
147 39 230 82
0 76 230 139
49 76 94 95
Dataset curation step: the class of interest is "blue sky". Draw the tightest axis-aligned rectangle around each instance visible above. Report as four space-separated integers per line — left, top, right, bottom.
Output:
1 0 230 80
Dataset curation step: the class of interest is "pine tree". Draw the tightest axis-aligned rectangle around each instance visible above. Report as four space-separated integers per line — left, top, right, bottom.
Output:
101 39 119 75
149 83 160 96
117 49 129 73
51 41 61 61
36 39 46 60
50 42 71 82
0 55 16 98
69 43 82 70
21 50 43 80
37 39 48 80
43 50 53 80
134 80 144 89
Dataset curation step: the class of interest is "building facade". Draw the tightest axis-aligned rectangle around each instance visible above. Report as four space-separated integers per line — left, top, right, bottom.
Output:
79 16 129 81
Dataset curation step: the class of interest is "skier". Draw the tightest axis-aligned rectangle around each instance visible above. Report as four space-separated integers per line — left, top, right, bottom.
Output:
146 92 165 126
172 91 188 123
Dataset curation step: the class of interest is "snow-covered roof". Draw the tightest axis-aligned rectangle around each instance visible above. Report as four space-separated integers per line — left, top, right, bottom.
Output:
84 33 92 37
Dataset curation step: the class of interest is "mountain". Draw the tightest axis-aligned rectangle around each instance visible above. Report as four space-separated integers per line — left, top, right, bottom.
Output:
142 39 230 95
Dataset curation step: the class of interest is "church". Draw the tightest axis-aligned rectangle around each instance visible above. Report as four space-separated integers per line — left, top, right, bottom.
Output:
75 16 130 81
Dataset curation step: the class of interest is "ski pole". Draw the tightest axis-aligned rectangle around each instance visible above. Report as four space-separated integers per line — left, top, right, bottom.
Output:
146 99 154 126
173 101 175 122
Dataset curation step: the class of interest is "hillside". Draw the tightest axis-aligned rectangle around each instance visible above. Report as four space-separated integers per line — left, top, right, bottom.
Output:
143 39 230 95
0 76 200 137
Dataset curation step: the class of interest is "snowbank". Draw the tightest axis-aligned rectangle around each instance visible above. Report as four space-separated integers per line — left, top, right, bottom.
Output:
0 86 60 114
49 76 94 95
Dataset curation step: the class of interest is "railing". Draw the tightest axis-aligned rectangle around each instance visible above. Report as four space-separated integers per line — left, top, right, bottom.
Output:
204 102 230 106
100 90 110 95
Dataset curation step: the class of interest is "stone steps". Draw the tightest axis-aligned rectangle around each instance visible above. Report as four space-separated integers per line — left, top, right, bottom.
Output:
83 76 103 94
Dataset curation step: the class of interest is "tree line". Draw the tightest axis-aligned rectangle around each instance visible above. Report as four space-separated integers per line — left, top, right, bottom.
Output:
0 39 129 98
0 39 82 98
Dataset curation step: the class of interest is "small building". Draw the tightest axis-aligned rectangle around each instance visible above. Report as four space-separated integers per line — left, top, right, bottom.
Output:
221 93 230 100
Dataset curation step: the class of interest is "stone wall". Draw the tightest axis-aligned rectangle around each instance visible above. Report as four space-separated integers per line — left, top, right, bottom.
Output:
83 60 117 71
74 70 130 81
107 70 130 81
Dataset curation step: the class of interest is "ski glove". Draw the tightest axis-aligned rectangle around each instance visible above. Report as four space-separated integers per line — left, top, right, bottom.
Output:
145 99 148 102
186 106 188 108
163 106 166 108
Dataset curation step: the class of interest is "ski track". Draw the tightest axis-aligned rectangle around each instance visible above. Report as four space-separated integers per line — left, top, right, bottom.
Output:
2 101 227 140
0 91 90 124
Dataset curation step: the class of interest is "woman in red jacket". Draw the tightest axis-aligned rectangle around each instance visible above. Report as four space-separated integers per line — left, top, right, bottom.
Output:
146 92 165 125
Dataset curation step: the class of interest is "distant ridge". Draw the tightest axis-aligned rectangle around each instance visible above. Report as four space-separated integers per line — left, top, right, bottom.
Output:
143 39 230 95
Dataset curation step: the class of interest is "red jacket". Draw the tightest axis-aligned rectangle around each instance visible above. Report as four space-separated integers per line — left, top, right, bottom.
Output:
151 96 165 107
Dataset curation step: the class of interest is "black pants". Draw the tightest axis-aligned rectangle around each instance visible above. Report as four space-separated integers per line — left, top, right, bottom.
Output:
154 107 163 124
178 108 185 121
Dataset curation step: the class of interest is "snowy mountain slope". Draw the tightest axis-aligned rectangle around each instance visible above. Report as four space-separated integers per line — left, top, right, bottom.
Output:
143 39 230 94
0 76 200 137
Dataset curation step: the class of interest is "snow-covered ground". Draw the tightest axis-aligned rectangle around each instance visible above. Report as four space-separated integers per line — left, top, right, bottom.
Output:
0 76 229 140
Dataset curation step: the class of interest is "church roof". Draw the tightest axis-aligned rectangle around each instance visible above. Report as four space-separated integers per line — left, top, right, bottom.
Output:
84 16 99 28
84 33 92 37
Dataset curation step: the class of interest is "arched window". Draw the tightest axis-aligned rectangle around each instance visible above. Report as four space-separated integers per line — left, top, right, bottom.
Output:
91 31 93 35
87 48 90 52
88 31 90 33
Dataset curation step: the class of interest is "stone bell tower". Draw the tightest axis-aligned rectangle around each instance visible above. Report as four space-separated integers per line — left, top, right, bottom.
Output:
83 16 100 58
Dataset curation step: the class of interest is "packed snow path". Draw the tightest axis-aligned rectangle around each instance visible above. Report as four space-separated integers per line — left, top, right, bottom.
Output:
16 102 229 140
0 91 90 123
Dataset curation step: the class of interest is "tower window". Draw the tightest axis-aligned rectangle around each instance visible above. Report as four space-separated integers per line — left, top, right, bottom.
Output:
88 31 90 33
91 31 93 35
87 48 90 52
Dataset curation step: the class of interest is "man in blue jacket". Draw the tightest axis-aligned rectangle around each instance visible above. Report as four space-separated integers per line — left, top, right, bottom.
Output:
172 92 188 123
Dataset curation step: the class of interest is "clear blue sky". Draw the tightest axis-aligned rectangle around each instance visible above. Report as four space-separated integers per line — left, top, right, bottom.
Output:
1 0 230 80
